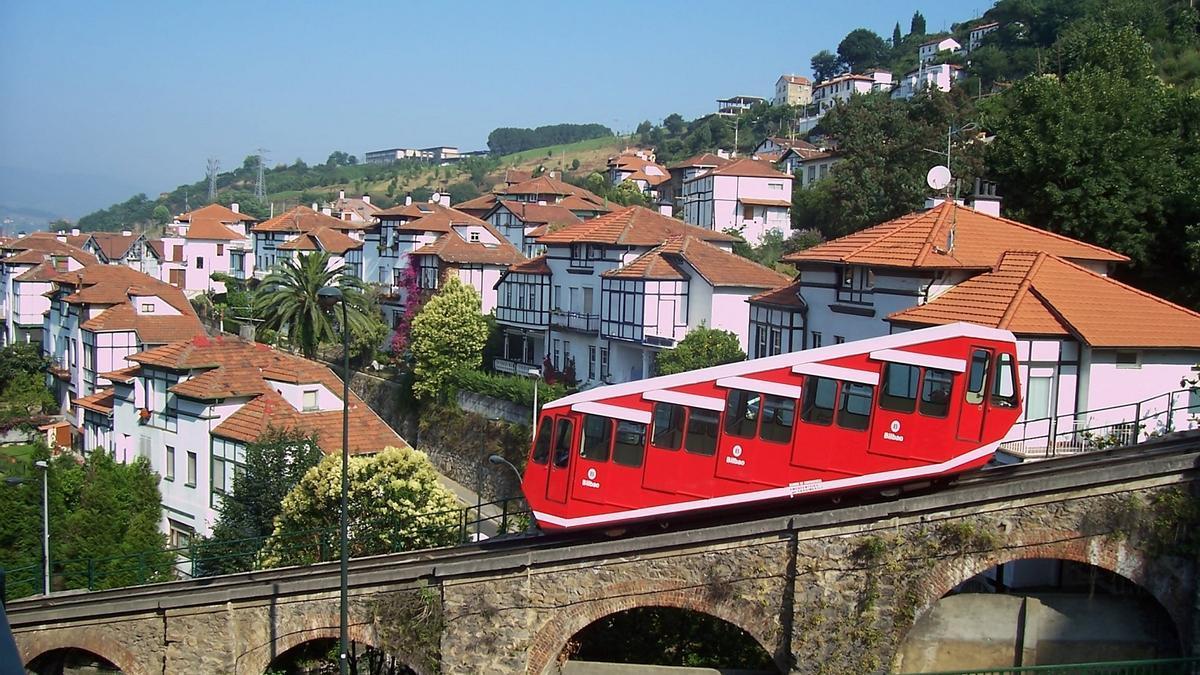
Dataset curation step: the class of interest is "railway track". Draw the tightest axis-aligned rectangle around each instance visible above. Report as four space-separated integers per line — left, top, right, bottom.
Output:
8 430 1199 626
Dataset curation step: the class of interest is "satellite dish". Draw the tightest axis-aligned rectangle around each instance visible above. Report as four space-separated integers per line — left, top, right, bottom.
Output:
431 192 442 203
926 165 952 191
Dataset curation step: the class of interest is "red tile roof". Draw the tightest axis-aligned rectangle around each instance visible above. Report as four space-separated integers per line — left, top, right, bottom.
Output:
749 280 807 309
738 197 792 208
783 201 1128 270
888 251 1200 348
504 255 552 276
276 226 363 254
184 218 247 241
604 235 790 289
489 201 583 228
89 232 142 260
125 335 407 454
691 158 792 180
51 265 204 344
177 203 257 224
535 206 739 246
74 388 115 414
398 206 490 234
3 232 98 267
252 206 367 233
451 194 498 216
667 153 733 170
412 222 526 266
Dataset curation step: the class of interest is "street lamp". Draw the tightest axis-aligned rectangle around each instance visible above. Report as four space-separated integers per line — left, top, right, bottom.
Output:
318 285 352 675
5 460 49 595
527 367 541 440
487 454 530 533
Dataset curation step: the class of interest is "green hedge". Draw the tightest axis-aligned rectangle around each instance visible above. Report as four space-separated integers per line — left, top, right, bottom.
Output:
453 370 570 407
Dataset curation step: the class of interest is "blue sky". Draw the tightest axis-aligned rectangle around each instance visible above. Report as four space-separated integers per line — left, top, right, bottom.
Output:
0 0 983 217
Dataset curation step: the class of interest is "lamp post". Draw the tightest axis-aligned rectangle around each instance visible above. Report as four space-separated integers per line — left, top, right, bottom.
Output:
527 367 541 440
5 460 49 595
487 454 530 533
317 285 351 675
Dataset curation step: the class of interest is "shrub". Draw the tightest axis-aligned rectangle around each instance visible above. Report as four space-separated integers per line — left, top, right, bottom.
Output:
452 369 570 407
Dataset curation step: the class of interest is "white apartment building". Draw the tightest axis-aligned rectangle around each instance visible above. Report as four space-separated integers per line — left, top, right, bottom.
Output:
918 37 962 64
0 233 98 346
812 71 893 112
251 206 368 280
774 74 813 106
968 21 1000 51
892 63 964 100
493 206 787 385
484 200 582 258
680 158 793 245
160 203 257 295
87 335 407 542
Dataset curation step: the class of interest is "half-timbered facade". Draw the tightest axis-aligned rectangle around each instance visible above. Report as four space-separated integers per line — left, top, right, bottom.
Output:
681 158 793 246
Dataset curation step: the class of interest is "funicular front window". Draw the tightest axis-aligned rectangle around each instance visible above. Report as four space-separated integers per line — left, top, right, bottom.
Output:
760 395 796 443
613 421 646 467
553 419 574 468
684 408 719 456
991 353 1018 408
651 403 685 450
801 376 837 426
532 418 553 464
920 368 954 417
581 415 612 462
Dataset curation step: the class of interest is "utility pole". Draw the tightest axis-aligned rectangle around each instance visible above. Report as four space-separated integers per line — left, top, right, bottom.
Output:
206 158 220 202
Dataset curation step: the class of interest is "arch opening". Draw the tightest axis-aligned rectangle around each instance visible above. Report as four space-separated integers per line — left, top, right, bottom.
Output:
561 606 780 673
896 558 1180 673
26 647 124 675
264 638 415 675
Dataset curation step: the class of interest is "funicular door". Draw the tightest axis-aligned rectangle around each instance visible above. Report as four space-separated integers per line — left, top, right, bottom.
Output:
792 374 874 476
546 416 575 503
957 348 992 442
642 399 718 498
643 402 685 494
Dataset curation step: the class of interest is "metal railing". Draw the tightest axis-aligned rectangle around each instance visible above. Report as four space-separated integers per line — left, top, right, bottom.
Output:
550 311 600 333
0 496 530 605
493 357 540 375
1001 389 1199 459
914 656 1200 675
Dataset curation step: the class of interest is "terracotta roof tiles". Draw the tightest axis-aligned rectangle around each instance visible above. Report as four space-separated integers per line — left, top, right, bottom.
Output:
604 235 790 289
535 206 738 247
252 206 367 233
177 203 257 224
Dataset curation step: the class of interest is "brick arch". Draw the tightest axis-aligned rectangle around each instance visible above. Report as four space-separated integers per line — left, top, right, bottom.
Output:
891 531 1185 668
20 632 145 675
524 580 781 675
238 620 432 675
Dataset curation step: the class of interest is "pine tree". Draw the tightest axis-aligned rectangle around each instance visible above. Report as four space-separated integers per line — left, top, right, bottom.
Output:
910 11 926 36
893 22 903 48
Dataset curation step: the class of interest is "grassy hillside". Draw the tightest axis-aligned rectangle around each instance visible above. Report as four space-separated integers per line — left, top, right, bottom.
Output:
75 135 633 232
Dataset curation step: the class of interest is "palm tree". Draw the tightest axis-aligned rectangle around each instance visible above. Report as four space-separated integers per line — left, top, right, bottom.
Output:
253 252 374 358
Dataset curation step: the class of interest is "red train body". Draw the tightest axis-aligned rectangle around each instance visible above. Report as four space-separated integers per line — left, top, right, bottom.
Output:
522 323 1022 531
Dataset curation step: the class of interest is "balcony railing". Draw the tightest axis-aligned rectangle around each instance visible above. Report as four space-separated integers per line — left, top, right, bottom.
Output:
493 357 540 375
550 311 600 333
1000 388 1199 459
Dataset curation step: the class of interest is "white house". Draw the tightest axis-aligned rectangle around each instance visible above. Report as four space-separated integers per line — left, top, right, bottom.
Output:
607 152 670 197
662 153 732 212
0 233 97 346
323 190 381 224
748 201 1199 456
680 158 793 245
492 206 784 385
778 146 839 183
483 200 582 258
753 137 817 163
410 219 526 314
918 36 962 64
42 264 203 429
80 231 159 276
891 63 964 100
968 21 1000 51
160 203 257 295
812 71 893 112
251 206 368 279
93 334 408 543
455 174 612 221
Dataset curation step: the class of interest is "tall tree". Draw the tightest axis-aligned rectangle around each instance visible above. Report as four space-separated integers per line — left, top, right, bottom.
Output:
837 28 891 72
196 429 324 575
892 22 903 49
409 276 489 402
810 50 844 84
656 326 746 376
253 251 375 358
910 10 926 36
260 446 462 567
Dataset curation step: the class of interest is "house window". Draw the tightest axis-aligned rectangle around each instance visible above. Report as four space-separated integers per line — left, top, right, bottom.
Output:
196 257 205 269
589 346 597 380
836 266 875 304
1026 375 1053 420
469 231 480 243
834 335 845 344
742 204 755 220
302 390 318 411
1115 351 1140 369
553 339 561 370
768 182 783 191
600 347 610 380
186 451 197 487
165 446 175 481
169 521 194 549
812 332 823 348
216 244 224 256
141 303 154 313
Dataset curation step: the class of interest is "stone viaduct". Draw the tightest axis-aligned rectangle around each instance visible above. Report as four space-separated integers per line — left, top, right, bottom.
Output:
8 436 1200 674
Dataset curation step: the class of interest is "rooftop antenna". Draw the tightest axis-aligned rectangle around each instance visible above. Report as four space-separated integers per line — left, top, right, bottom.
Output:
206 158 220 202
255 148 269 201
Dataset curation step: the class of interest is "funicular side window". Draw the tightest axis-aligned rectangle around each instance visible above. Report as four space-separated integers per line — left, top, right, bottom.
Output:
760 395 796 443
581 414 612 462
966 350 990 404
801 376 837 426
920 368 954 417
837 383 874 430
613 421 647 467
685 408 719 456
724 389 760 438
651 403 685 450
532 417 553 464
552 418 574 468
879 363 919 413
991 353 1018 408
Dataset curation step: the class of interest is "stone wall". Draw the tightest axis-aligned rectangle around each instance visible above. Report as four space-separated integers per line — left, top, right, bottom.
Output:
456 390 533 427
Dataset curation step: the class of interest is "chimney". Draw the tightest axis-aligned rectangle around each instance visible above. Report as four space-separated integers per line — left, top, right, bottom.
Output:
537 200 547 207
321 206 333 216
405 194 413 206
312 202 319 211
437 193 451 208
71 228 80 236
361 193 370 205
121 230 132 237
967 178 1002 217
56 231 66 243
231 202 240 214
339 190 346 200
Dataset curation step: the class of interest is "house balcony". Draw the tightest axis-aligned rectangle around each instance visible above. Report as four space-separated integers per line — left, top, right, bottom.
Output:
49 358 71 382
493 358 541 375
550 311 600 334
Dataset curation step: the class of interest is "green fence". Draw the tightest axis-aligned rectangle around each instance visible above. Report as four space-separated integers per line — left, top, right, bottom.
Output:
0 496 530 604
914 656 1200 675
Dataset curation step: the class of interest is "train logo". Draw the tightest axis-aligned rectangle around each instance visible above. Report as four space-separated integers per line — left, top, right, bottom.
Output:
522 323 1023 531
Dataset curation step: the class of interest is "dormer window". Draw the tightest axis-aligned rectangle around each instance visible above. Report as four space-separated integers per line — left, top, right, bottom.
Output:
141 303 154 313
469 231 480 243
302 390 318 411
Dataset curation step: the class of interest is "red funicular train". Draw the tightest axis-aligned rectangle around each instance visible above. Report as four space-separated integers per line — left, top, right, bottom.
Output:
522 323 1022 531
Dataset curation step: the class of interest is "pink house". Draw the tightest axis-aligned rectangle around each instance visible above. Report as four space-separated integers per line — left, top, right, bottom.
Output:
160 203 257 295
680 158 793 246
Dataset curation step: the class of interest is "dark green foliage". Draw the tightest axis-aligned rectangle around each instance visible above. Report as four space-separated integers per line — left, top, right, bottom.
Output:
810 49 844 84
486 123 613 155
910 10 926 36
325 150 357 167
445 181 480 205
569 607 776 669
195 429 323 576
656 326 746 376
892 22 903 48
452 369 570 408
0 343 49 391
837 28 891 72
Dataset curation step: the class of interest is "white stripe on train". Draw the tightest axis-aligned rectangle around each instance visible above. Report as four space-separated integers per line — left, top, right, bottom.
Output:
531 441 1001 529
